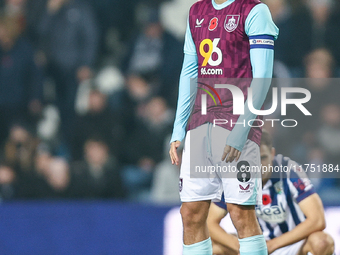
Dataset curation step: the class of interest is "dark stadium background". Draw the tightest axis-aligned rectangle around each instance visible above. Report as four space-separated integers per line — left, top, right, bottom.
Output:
0 0 339 254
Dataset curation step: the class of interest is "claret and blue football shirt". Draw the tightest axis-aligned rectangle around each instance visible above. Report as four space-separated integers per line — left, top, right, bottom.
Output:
171 0 279 151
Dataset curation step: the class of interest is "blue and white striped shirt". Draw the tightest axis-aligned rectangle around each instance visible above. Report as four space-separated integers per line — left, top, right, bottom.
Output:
257 154 315 240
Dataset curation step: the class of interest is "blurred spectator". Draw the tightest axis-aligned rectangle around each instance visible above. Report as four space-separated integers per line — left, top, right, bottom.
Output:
306 0 333 48
291 48 336 127
307 147 326 189
110 73 154 135
325 1 340 68
1 0 26 32
0 163 18 200
317 104 340 165
121 7 182 107
316 104 340 190
301 48 337 126
33 142 123 199
302 48 336 123
39 157 72 198
264 0 313 71
151 137 181 205
72 137 125 199
1 121 47 199
305 48 335 79
34 143 52 176
83 0 140 55
285 48 338 162
0 15 43 145
1 0 49 43
38 0 99 141
72 89 124 160
122 97 173 201
25 0 48 43
3 121 39 173
123 96 173 166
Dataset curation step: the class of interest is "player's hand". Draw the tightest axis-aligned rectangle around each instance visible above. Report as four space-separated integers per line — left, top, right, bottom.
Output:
169 141 181 165
221 145 241 163
266 239 277 254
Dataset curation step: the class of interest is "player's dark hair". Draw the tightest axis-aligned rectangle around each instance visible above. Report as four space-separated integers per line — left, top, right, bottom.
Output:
261 129 272 149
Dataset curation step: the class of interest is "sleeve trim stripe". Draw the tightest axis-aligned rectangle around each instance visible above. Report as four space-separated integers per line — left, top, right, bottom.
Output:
250 44 274 50
296 188 315 203
249 35 275 40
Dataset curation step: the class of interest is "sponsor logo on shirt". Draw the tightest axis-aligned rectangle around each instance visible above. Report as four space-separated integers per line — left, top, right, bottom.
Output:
199 38 223 75
256 202 287 224
200 68 223 75
196 18 204 28
250 39 274 46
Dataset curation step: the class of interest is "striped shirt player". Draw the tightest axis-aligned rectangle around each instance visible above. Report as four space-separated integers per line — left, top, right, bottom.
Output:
168 0 279 254
257 155 315 241
213 154 335 255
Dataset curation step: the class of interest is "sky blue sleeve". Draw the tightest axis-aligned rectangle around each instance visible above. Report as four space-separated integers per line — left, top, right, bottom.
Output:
170 21 198 143
184 19 197 56
226 49 274 151
245 3 279 39
225 4 278 151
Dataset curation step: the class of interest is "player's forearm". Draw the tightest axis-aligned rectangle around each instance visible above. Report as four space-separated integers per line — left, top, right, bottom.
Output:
226 48 274 151
209 223 239 253
170 54 198 143
271 217 325 250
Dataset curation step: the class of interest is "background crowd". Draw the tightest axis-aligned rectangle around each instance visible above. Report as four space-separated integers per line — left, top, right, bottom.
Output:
0 0 339 204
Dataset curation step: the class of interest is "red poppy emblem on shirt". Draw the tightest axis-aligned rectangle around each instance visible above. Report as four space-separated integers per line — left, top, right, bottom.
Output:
262 194 272 206
209 17 218 31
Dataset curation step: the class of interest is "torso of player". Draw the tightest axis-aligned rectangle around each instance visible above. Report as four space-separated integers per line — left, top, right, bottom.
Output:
187 0 262 145
189 0 260 79
255 155 313 239
255 177 304 239
256 178 289 224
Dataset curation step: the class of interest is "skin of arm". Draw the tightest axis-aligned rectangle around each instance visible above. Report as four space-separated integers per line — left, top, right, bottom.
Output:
266 193 326 254
207 203 240 255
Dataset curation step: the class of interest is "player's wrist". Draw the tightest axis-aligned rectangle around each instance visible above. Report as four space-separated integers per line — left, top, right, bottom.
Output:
270 238 283 251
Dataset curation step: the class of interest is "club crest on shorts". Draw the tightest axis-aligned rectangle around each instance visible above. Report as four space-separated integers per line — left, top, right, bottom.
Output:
224 15 240 32
179 178 183 192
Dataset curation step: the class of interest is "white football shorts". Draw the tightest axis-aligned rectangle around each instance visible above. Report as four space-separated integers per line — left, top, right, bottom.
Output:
179 123 262 205
270 240 305 255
